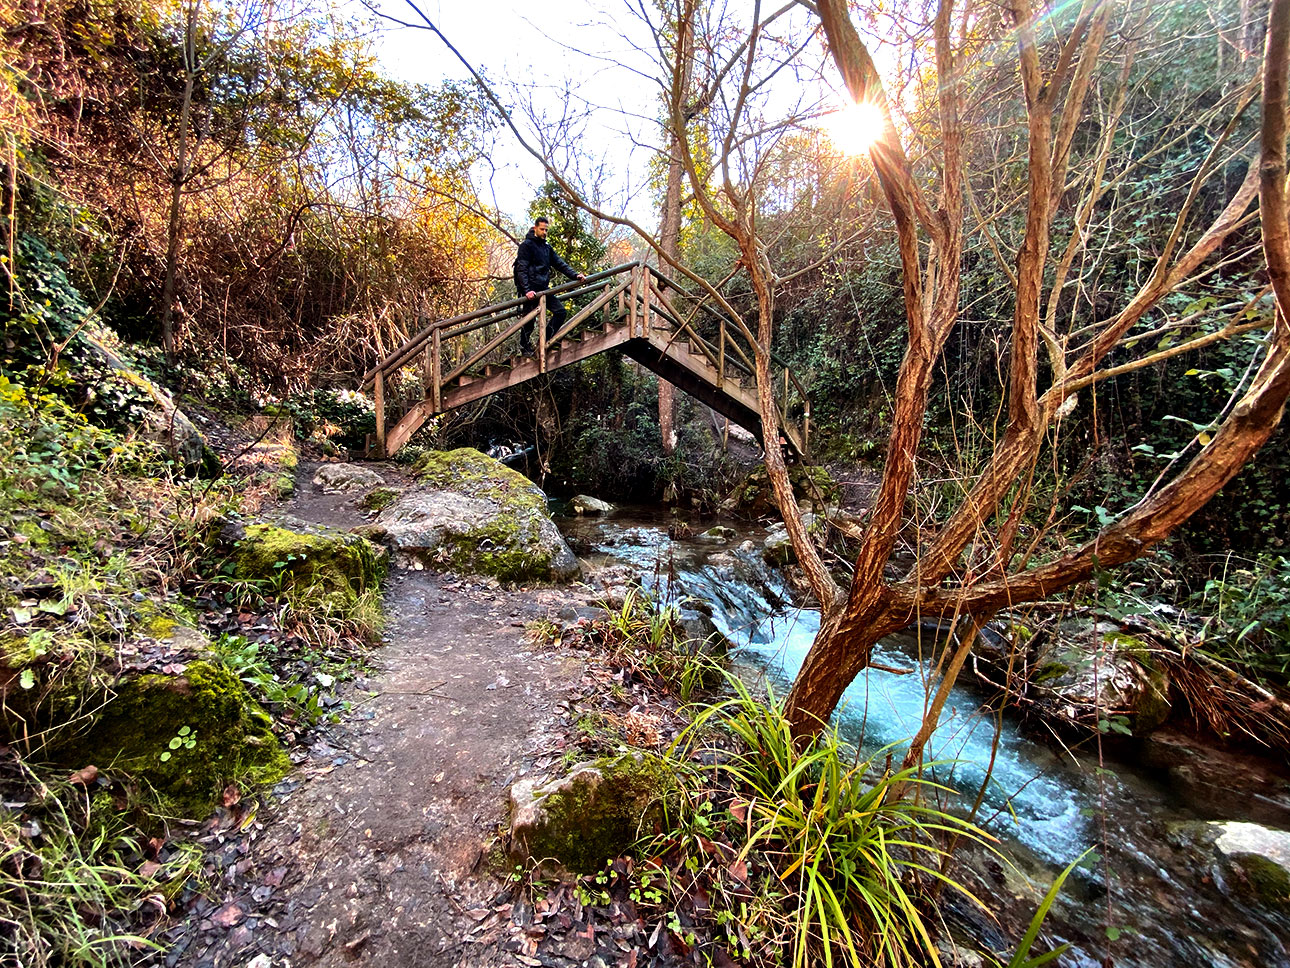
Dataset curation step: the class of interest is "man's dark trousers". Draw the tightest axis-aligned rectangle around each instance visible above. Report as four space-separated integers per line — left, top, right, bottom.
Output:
520 296 567 353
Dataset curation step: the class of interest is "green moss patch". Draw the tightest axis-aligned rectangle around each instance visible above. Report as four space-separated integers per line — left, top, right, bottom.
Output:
510 752 677 873
64 661 289 819
359 485 401 512
234 523 386 614
413 447 548 514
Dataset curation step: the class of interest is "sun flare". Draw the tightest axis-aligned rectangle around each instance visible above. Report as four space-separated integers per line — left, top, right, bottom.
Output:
824 100 887 156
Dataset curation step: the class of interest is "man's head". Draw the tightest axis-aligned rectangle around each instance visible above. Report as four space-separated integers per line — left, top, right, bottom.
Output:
532 217 549 239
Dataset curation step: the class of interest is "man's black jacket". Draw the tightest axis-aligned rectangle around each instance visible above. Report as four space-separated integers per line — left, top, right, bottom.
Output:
513 229 579 296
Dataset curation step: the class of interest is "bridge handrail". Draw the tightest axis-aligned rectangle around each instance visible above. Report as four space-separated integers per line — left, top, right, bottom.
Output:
646 266 810 423
362 261 643 387
362 259 810 456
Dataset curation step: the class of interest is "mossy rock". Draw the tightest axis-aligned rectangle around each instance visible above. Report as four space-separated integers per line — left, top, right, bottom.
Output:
1033 662 1069 684
723 464 838 518
359 486 401 512
234 523 386 614
509 752 677 872
62 661 289 819
1168 821 1290 914
373 448 578 584
412 447 546 508
83 337 221 476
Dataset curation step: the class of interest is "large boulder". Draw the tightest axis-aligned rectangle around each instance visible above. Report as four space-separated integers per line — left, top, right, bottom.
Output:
83 336 220 476
1013 621 1172 735
1169 821 1290 914
721 464 837 518
1139 729 1290 823
995 622 1181 733
761 515 820 566
763 524 794 564
233 521 387 616
509 753 676 872
313 463 385 494
370 448 579 583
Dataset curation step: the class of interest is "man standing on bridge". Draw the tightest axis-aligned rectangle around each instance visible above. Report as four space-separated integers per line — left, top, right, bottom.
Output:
513 216 586 356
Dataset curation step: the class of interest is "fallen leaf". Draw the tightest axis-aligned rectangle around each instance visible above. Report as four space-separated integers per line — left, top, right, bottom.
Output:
210 903 245 928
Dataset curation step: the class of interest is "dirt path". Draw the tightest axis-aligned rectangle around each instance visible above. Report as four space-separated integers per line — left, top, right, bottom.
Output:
169 466 591 967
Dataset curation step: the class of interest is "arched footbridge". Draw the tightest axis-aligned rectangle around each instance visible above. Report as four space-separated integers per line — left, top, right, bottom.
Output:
360 261 810 458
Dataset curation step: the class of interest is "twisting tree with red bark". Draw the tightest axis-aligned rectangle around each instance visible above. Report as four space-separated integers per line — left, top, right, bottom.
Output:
780 0 1290 761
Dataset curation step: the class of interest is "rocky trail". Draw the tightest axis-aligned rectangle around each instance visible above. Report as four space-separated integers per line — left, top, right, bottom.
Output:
163 464 658 968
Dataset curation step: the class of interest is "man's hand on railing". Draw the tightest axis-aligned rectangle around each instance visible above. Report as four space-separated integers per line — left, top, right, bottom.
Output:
526 290 536 299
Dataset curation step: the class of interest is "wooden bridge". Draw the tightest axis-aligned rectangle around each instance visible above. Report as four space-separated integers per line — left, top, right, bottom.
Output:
360 261 810 458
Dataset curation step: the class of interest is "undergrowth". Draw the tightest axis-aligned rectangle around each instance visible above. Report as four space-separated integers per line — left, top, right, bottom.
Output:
0 366 381 964
533 587 716 702
538 594 1085 968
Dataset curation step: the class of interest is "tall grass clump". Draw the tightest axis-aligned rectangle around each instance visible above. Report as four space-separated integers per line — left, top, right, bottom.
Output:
663 672 991 968
596 588 715 701
0 762 201 967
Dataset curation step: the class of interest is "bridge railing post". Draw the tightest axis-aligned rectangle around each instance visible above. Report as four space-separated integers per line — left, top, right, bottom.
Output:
641 266 651 336
374 368 386 458
718 317 725 388
431 326 441 412
632 266 642 336
538 294 547 372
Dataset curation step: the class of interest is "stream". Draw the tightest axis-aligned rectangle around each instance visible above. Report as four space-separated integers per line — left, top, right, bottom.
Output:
558 505 1290 968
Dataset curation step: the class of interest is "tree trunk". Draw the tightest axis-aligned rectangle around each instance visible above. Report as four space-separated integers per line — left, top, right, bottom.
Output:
658 140 683 455
161 10 198 363
657 2 694 457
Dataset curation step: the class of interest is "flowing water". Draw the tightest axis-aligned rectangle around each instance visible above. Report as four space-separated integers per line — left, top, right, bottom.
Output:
559 506 1290 967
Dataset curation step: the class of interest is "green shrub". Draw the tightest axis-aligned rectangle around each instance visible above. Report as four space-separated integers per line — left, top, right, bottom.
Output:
1190 553 1290 686
659 674 991 968
280 388 376 450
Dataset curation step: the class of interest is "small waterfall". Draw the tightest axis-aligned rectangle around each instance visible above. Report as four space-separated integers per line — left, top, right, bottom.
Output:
667 553 1087 865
